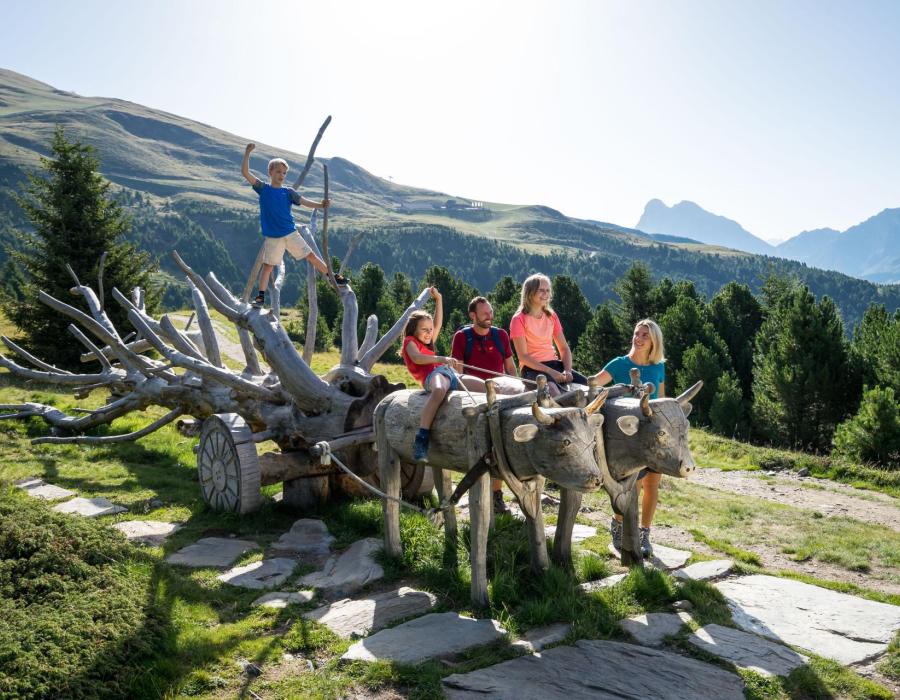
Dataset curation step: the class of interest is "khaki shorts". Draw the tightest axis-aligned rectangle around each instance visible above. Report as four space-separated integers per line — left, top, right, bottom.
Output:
262 231 312 266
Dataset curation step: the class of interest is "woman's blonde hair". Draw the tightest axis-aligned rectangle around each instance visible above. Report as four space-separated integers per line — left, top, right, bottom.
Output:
404 309 434 348
633 319 666 364
516 273 553 317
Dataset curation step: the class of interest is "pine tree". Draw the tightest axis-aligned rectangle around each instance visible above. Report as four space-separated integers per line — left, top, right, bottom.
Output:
551 275 592 355
572 303 627 375
1 127 157 367
614 262 654 332
676 342 727 424
709 282 763 402
851 303 900 394
833 386 900 468
752 286 853 451
710 371 744 437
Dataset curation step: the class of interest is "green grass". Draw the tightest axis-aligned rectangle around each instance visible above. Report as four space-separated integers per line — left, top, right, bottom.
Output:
690 429 900 497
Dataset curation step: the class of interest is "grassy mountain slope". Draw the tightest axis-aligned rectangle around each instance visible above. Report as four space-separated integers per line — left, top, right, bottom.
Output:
1 68 898 327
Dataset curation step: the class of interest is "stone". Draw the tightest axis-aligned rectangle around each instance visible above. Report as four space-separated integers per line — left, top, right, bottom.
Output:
342 612 506 664
442 639 744 699
511 623 571 652
113 520 181 546
165 537 260 568
674 559 734 581
579 573 627 593
672 599 694 612
268 518 334 565
607 542 691 570
620 612 693 647
300 538 384 596
686 623 809 677
544 523 596 543
218 558 297 589
15 478 75 501
716 575 900 665
52 496 126 517
303 586 437 639
252 590 315 608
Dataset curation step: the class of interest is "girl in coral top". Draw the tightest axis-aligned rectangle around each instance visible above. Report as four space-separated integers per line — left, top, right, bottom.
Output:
509 274 588 396
402 287 486 461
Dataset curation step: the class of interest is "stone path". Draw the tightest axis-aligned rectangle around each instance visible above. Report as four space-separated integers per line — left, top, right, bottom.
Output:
442 639 746 699
15 477 75 500
52 496 127 517
304 586 437 639
165 537 260 568
114 520 182 546
716 574 900 665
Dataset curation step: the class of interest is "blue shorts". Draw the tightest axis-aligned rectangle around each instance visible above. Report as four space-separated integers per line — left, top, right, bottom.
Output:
424 365 459 392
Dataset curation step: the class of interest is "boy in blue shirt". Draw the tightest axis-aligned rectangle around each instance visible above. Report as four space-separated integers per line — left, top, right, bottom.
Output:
241 143 345 307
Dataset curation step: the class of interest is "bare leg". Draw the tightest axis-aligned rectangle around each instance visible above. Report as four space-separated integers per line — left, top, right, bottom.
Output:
258 263 274 292
640 472 661 527
419 375 450 428
459 375 486 393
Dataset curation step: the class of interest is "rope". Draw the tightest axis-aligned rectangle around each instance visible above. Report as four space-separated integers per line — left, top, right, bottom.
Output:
459 363 537 386
313 440 436 518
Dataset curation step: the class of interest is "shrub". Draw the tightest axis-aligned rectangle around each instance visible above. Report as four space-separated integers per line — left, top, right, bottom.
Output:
833 386 900 469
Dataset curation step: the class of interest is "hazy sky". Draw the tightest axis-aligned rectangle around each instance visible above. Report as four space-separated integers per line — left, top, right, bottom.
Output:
4 0 900 242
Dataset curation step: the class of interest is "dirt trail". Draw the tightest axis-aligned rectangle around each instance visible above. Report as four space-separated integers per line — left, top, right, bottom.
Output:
689 467 900 531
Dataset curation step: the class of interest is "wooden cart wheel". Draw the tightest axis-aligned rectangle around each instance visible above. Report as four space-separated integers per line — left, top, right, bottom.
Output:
197 413 262 514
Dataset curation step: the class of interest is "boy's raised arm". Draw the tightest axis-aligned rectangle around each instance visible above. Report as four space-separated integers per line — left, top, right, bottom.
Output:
241 143 260 186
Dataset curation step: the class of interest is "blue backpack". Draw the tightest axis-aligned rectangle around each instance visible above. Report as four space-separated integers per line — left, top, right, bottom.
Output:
461 325 509 365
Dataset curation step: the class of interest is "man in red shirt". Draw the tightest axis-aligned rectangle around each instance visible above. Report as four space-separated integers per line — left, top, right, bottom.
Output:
451 296 519 513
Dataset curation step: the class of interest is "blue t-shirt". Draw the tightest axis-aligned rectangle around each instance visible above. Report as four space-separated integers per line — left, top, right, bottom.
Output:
252 181 302 238
602 356 665 398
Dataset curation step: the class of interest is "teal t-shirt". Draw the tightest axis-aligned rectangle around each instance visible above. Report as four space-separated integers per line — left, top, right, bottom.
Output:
602 356 665 398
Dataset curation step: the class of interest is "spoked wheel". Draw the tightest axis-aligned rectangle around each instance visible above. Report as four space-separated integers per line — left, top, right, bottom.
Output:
197 413 262 514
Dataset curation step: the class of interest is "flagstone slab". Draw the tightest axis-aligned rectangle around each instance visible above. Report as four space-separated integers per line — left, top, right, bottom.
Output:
674 559 734 581
545 523 596 543
300 537 384 596
252 590 315 608
218 558 297 589
268 518 335 565
16 478 76 501
716 575 900 664
620 612 693 647
579 573 627 593
52 496 126 517
686 623 809 677
608 542 691 570
165 537 260 568
113 520 181 546
304 586 438 638
342 612 506 664
442 639 744 699
511 623 571 653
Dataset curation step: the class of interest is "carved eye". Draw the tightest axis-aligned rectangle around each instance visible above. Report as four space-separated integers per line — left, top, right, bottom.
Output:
562 439 571 448
657 430 667 439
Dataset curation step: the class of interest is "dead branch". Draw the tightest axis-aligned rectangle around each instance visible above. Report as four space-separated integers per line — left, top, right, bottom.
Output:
2 336 73 375
32 407 183 445
358 315 379 358
68 324 112 370
339 231 364 277
0 353 119 386
291 115 332 189
190 284 223 367
359 287 432 371
171 252 240 322
97 251 108 311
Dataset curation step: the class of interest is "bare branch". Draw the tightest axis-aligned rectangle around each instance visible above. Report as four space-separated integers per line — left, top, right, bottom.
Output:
291 114 332 189
358 315 379 358
191 283 223 367
237 327 264 376
183 312 195 331
339 285 359 366
0 353 118 386
205 272 243 308
0 399 137 432
360 287 432 370
32 408 182 445
68 324 112 370
65 263 82 287
97 251 108 311
159 315 205 360
2 336 73 375
171 252 241 322
303 259 318 364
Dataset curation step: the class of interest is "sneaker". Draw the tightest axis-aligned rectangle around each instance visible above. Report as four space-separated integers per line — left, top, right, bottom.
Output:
640 527 653 557
609 517 623 551
252 291 265 308
492 489 509 514
334 273 349 286
413 430 430 462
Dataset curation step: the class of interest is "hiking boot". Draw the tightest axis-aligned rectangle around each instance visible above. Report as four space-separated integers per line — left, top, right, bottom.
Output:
334 273 350 286
640 526 653 557
492 489 509 514
252 291 265 308
609 517 623 551
413 430 430 462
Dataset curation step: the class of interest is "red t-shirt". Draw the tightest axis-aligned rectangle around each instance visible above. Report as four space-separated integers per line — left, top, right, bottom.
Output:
402 335 441 386
451 327 513 380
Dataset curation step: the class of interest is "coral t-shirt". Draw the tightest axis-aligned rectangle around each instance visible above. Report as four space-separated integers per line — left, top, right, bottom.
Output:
509 310 563 367
402 335 441 386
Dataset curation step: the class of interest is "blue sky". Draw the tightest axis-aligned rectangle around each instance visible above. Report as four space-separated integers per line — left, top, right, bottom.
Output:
4 0 900 242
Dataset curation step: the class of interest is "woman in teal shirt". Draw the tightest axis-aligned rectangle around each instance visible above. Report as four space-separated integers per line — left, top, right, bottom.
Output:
589 319 666 557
